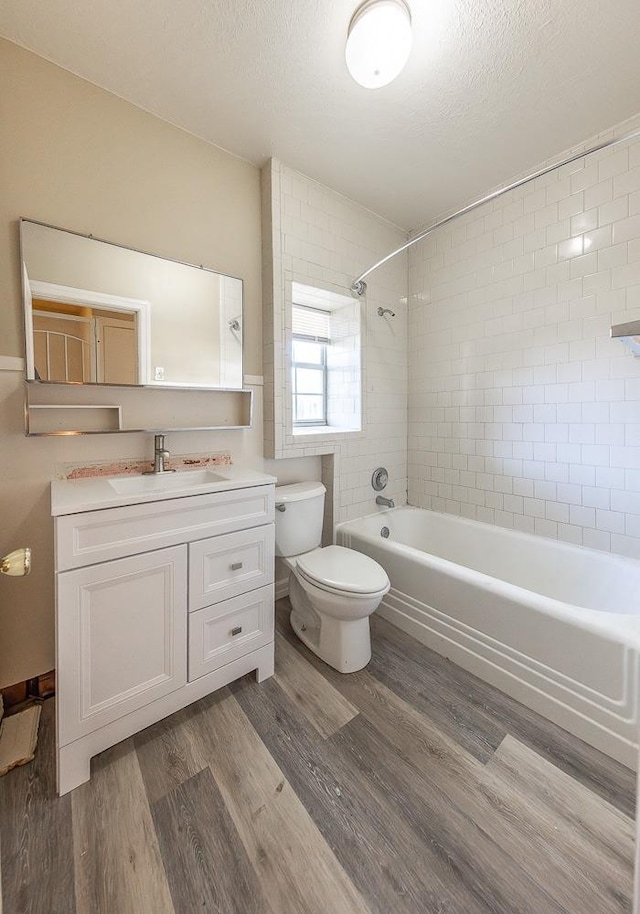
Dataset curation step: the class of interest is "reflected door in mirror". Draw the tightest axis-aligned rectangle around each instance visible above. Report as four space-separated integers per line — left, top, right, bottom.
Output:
95 314 138 384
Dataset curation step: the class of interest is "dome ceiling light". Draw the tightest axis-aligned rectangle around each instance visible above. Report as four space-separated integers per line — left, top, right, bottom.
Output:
345 0 413 89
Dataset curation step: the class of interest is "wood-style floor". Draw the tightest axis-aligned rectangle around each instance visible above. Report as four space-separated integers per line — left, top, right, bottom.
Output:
0 599 635 914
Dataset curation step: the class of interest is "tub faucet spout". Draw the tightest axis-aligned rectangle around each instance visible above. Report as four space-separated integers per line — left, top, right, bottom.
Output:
376 495 395 508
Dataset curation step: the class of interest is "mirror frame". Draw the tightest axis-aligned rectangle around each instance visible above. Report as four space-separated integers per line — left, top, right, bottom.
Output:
20 217 244 391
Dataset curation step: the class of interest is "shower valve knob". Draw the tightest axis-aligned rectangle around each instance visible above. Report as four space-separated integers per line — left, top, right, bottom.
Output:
371 467 388 491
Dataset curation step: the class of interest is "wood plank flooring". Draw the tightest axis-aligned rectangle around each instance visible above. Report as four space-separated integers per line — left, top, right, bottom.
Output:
0 598 635 914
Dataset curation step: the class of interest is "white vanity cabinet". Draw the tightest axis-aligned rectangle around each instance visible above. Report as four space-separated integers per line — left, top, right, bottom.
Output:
52 474 276 795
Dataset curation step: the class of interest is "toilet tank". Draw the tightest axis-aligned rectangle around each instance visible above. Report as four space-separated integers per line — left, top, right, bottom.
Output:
274 482 326 557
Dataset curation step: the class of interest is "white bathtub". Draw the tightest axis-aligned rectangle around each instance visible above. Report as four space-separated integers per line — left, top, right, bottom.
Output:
336 507 640 768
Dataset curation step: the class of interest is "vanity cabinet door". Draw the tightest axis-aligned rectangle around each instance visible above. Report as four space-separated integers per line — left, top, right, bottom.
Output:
57 545 188 746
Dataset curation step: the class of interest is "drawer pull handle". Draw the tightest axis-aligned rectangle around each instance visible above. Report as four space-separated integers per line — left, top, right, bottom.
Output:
231 626 243 636
230 561 243 570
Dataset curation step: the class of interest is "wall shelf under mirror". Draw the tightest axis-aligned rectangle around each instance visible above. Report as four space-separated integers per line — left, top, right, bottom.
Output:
24 382 253 436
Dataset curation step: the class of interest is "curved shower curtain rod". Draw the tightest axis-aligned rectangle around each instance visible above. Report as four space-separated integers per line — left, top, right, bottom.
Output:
351 125 640 296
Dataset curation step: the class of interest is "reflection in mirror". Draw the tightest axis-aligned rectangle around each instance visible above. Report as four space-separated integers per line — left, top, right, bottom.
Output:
21 219 243 389
31 297 141 384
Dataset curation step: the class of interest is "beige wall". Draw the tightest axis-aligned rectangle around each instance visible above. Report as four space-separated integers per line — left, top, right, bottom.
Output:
0 39 262 369
0 39 264 685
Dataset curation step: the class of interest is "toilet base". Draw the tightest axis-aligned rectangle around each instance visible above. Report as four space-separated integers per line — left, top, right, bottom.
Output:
289 574 372 674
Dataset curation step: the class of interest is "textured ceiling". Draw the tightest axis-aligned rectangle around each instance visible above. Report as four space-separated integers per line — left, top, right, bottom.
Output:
2 0 640 230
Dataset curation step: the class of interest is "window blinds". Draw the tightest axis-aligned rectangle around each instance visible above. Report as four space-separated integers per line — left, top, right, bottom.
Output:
292 306 330 342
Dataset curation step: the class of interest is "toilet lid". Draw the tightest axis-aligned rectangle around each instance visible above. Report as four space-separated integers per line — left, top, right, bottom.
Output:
296 545 389 595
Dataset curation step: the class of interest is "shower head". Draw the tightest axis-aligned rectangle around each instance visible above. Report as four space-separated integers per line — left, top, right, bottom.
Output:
228 318 241 332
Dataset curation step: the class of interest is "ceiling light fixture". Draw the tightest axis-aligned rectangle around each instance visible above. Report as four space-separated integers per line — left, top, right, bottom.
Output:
346 0 412 89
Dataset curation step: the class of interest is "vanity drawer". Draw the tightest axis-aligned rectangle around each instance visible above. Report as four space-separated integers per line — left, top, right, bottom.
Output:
188 585 274 680
189 525 274 611
55 485 274 571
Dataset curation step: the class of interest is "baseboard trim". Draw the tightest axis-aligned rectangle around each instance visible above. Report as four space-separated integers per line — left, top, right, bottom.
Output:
275 578 289 601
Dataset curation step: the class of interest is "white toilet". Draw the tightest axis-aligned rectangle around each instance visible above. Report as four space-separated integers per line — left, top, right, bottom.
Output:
275 482 390 673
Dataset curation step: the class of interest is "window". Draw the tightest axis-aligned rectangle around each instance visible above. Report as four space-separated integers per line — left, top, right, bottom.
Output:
290 282 362 436
292 306 329 427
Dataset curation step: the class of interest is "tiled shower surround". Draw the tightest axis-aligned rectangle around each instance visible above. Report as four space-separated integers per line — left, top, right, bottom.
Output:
408 117 640 558
262 159 408 526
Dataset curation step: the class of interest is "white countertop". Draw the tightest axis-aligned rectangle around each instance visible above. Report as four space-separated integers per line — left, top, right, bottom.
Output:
51 466 277 516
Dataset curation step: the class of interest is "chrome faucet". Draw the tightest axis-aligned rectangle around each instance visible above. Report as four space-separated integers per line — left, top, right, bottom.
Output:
376 495 395 508
144 434 176 475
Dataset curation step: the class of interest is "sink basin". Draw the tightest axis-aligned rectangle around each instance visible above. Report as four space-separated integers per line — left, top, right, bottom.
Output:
108 469 227 495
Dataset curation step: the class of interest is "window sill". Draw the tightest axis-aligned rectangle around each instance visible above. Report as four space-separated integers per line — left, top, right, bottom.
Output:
292 425 361 437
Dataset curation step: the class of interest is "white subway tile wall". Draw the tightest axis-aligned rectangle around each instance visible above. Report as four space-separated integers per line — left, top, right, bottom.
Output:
262 160 408 524
408 117 640 558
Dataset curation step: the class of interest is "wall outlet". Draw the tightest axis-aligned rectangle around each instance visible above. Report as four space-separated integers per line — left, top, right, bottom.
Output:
154 366 165 381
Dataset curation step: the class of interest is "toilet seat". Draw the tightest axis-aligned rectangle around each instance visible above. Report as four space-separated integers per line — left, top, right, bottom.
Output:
296 545 389 596
296 571 387 601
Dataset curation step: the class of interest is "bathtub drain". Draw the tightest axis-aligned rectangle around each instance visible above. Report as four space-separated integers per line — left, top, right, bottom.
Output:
381 527 390 538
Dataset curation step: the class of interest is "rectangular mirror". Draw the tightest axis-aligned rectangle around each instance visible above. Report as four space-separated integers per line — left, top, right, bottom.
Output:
20 219 243 389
